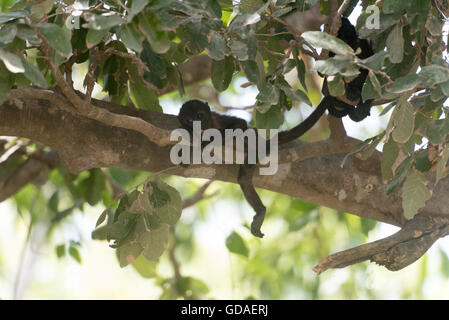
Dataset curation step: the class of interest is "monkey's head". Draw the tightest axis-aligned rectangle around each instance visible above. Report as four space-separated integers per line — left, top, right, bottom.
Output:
178 99 214 132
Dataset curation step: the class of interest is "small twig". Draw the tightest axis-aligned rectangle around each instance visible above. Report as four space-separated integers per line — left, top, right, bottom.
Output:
8 88 74 113
166 180 217 299
182 180 215 209
255 31 292 37
100 169 126 199
167 226 188 299
337 0 353 16
51 201 83 223
105 48 150 75
13 188 39 299
220 104 254 111
84 47 104 104
64 54 79 89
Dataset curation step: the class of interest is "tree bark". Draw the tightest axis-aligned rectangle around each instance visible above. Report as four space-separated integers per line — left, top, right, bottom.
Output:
2 93 449 228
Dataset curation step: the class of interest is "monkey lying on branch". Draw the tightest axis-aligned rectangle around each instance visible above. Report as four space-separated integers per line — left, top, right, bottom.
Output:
177 17 373 238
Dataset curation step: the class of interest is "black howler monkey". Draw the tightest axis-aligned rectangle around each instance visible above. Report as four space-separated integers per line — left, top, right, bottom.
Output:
178 17 373 238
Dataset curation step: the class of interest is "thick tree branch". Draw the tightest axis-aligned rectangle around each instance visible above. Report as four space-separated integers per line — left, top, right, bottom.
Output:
2 94 445 229
4 92 449 271
313 214 449 274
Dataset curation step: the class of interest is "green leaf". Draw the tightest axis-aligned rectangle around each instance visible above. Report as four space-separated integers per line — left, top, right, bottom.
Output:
68 246 82 264
402 172 431 219
386 156 413 194
55 244 66 258
229 38 249 61
138 13 170 54
414 149 432 172
128 191 151 215
129 82 162 112
383 0 409 14
380 102 397 116
361 218 377 236
109 221 133 240
359 51 388 71
361 72 379 101
117 242 143 267
426 119 449 145
240 60 260 85
23 60 48 88
314 56 353 75
92 225 109 240
85 13 124 30
386 24 404 64
392 99 414 143
0 49 24 73
368 71 382 96
0 23 17 44
302 31 355 56
358 13 398 39
132 254 157 278
86 29 108 48
207 31 226 60
150 177 182 226
426 13 443 36
16 24 39 45
256 83 279 109
96 209 108 227
120 23 142 52
277 78 311 106
130 0 149 18
211 56 234 92
327 75 345 97
38 23 72 57
419 65 449 86
138 223 169 261
386 74 420 93
381 138 399 181
149 181 170 208
292 47 307 91
0 10 28 23
141 41 166 89
30 0 54 21
83 169 105 206
361 134 384 160
225 231 249 257
48 190 59 213
255 105 283 129
185 22 209 53
143 212 161 230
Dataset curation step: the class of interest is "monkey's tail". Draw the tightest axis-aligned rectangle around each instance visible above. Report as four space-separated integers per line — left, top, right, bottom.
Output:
276 97 330 145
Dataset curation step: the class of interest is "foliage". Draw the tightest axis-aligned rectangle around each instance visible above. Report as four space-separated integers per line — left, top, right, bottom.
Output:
0 0 449 299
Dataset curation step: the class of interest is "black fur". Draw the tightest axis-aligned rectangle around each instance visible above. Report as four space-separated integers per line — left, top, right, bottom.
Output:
177 17 373 238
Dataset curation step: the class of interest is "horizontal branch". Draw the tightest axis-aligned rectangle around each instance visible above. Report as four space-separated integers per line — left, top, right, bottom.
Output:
4 93 448 228
313 214 449 273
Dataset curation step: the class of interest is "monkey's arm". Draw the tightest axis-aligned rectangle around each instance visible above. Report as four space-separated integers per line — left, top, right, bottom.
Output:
211 112 248 131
